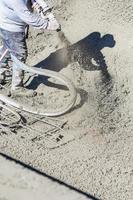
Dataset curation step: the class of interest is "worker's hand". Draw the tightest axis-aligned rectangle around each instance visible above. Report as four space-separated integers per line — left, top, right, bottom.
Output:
32 2 42 13
46 13 61 31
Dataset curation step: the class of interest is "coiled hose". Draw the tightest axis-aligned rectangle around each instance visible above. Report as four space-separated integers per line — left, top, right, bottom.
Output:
0 55 77 117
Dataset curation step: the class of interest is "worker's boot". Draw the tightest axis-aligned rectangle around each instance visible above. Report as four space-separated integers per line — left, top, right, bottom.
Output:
11 87 37 97
11 69 37 97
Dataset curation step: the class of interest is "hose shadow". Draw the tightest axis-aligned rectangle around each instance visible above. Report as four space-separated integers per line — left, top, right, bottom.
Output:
0 152 102 200
71 88 88 111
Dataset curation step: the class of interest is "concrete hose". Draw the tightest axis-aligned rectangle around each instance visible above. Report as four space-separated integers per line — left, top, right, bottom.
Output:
0 56 77 117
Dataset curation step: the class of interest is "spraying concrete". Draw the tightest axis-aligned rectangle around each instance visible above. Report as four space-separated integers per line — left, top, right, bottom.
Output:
0 0 133 200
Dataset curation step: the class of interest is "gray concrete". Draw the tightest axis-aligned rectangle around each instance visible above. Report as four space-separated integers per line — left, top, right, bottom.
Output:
0 0 133 199
0 155 90 200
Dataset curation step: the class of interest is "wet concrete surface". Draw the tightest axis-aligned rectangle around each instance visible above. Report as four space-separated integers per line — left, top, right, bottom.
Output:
1 0 133 199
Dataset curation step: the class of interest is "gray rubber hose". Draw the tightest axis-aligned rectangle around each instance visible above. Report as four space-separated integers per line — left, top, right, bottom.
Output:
0 55 77 117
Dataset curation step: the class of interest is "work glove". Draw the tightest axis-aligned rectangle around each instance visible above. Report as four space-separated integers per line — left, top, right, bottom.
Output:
32 2 61 31
44 13 61 31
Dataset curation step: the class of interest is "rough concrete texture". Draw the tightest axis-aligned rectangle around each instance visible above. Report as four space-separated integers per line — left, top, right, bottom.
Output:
0 155 89 200
0 0 133 199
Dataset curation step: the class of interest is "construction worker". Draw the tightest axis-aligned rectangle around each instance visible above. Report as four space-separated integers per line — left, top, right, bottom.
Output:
0 0 61 96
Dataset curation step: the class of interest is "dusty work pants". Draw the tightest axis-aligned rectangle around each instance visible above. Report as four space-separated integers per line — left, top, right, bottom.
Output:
0 28 27 89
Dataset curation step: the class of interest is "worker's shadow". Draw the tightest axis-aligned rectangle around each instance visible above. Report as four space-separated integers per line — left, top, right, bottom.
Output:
28 32 115 90
27 32 115 110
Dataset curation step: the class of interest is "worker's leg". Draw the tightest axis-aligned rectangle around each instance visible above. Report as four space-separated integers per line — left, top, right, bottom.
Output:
10 33 37 96
0 39 11 83
0 29 36 96
7 31 26 90
0 28 27 89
